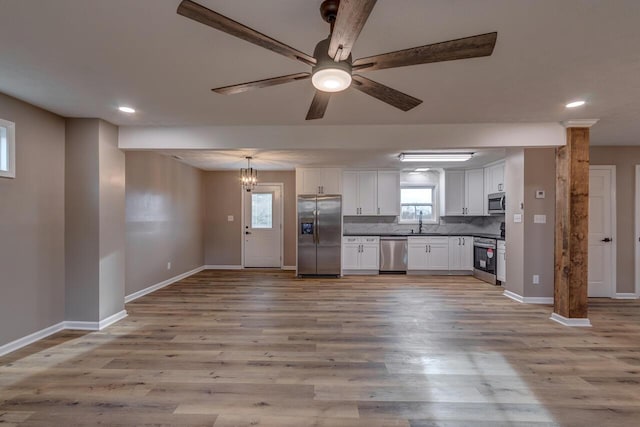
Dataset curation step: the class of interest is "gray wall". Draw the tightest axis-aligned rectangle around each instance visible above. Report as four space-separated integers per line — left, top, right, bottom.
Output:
65 118 125 322
522 148 556 298
125 151 204 296
590 146 640 294
505 149 525 297
65 119 100 321
0 92 66 346
204 170 296 266
98 121 125 318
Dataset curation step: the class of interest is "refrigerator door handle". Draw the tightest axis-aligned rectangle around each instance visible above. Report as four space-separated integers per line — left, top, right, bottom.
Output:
313 210 318 244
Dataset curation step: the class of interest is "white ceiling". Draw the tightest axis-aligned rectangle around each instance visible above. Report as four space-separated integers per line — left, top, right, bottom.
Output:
157 148 507 171
1 0 640 146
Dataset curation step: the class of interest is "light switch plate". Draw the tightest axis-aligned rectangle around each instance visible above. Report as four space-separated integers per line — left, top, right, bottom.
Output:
514 214 522 223
227 215 234 222
535 190 545 199
534 214 547 224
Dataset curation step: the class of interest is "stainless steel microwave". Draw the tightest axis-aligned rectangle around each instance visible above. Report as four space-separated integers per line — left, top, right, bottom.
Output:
488 192 505 214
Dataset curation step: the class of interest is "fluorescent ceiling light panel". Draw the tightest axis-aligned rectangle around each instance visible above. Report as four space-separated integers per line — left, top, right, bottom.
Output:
399 153 474 162
565 100 585 108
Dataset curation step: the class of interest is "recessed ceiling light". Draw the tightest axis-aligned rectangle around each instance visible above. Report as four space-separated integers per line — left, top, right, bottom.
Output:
565 100 585 108
399 153 474 162
118 106 136 113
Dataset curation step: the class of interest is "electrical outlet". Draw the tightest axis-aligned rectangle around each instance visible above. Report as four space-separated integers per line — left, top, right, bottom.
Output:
533 274 540 284
167 262 171 270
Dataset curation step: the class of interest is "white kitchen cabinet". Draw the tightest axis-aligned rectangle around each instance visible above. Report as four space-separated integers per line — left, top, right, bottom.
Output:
297 167 343 195
377 171 400 216
497 239 506 283
342 236 379 272
485 162 506 194
407 236 449 270
444 170 465 216
448 236 473 271
342 170 377 215
443 169 484 216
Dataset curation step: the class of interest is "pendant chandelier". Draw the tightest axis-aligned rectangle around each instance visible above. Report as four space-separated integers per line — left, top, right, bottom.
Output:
240 156 257 191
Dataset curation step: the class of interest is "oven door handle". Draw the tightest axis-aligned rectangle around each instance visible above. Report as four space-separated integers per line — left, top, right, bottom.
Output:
474 243 496 249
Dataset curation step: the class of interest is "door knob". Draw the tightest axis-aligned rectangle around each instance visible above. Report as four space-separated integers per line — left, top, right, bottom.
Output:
601 237 612 242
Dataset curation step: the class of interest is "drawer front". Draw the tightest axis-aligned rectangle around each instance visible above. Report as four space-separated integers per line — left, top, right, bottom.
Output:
425 237 449 245
362 236 380 244
408 236 429 244
343 236 362 244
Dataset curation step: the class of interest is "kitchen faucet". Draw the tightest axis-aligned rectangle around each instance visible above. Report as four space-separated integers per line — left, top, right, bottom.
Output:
418 210 423 234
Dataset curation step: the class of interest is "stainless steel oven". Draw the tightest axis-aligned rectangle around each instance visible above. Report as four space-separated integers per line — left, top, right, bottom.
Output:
473 237 497 285
488 192 505 214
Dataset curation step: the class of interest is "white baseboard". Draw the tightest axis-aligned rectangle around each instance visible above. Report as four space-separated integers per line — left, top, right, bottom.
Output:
0 321 65 357
125 265 205 303
204 265 242 270
98 310 128 329
65 309 128 331
503 290 553 304
282 265 296 271
614 293 638 299
550 312 592 327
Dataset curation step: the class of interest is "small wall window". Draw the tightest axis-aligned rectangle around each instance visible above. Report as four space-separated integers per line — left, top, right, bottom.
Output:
399 186 436 223
0 118 16 179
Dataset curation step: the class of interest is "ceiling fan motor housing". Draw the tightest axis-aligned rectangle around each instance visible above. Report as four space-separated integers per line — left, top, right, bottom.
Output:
312 37 352 75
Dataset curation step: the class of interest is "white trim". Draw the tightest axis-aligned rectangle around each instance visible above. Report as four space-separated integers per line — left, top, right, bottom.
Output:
282 265 296 271
614 293 639 300
561 119 599 128
635 165 640 299
550 313 592 327
241 182 285 269
205 265 243 270
0 118 16 179
503 290 553 304
0 321 65 357
589 165 617 298
98 310 128 329
125 266 204 303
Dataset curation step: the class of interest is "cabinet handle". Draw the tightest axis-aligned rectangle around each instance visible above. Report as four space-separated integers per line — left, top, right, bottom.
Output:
377 207 380 215
425 245 428 253
462 237 465 245
458 238 461 245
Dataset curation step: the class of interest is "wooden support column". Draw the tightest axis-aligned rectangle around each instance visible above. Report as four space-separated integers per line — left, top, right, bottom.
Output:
552 120 598 327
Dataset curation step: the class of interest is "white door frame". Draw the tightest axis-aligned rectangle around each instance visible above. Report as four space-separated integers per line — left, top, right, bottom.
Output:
589 165 617 298
240 182 285 269
635 165 640 298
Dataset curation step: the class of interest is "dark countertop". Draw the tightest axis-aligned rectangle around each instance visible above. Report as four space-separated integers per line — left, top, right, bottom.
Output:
344 232 504 240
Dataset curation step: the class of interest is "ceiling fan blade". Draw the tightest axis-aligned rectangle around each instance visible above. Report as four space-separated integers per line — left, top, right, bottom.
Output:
177 0 316 66
351 75 422 111
305 91 332 120
352 32 498 72
212 72 310 95
328 0 377 61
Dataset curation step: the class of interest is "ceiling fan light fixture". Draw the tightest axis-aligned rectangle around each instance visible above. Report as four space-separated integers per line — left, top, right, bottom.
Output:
399 153 475 162
312 68 352 92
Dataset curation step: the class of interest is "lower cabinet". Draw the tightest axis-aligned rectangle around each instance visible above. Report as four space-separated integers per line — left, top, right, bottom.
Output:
448 236 473 271
497 240 506 283
343 236 380 272
407 237 449 270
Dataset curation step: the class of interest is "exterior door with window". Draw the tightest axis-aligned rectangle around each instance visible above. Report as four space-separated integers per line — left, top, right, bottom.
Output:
244 185 282 268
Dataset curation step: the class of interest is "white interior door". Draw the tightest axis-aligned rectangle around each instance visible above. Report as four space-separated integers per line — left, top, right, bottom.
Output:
588 167 615 297
244 185 282 268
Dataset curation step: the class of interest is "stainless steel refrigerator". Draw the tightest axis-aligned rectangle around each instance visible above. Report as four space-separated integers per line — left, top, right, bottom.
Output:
297 195 342 276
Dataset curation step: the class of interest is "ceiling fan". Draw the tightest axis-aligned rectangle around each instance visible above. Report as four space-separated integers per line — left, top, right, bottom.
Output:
177 0 497 120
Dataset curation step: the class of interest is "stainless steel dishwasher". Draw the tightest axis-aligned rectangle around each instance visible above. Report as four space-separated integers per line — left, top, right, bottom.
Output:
379 236 408 273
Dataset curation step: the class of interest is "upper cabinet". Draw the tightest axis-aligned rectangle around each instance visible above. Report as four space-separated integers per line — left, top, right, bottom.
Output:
442 169 484 216
377 171 400 216
484 161 505 195
296 168 342 195
343 170 399 216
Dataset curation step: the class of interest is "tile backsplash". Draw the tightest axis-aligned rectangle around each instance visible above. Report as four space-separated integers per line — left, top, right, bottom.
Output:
343 215 505 235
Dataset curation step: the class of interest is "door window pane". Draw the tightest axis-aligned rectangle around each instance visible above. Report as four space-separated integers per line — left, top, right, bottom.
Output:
251 193 273 228
0 127 7 172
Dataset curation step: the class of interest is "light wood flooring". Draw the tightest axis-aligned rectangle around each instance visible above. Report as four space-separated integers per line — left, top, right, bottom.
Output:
1 270 640 426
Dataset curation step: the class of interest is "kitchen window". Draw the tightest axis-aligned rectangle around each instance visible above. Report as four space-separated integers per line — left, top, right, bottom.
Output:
0 118 16 179
399 186 436 223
